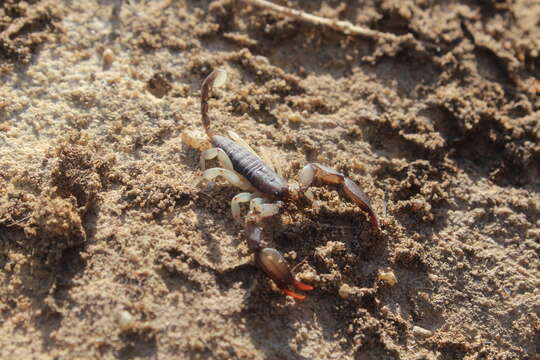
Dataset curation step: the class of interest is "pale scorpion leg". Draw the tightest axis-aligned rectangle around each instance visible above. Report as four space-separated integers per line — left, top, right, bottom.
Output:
231 192 256 221
231 195 282 222
249 198 282 221
203 168 254 191
300 163 379 230
200 147 234 171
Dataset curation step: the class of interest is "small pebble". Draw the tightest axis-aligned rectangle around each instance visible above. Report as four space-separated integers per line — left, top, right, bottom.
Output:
287 112 304 123
299 270 319 283
412 325 433 338
377 269 397 286
115 310 135 331
339 283 353 299
103 48 115 67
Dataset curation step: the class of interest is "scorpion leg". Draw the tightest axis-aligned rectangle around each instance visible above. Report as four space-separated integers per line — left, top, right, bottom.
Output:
200 147 234 171
246 210 314 301
249 198 281 218
300 163 379 230
231 192 256 221
231 194 282 222
203 168 254 191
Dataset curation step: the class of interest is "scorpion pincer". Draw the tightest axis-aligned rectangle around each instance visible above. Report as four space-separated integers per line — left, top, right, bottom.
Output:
194 68 379 300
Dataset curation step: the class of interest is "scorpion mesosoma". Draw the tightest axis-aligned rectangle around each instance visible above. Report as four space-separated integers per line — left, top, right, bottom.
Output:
191 68 379 300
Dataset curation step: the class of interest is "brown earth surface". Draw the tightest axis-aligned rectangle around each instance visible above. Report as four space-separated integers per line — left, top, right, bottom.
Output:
1 0 539 359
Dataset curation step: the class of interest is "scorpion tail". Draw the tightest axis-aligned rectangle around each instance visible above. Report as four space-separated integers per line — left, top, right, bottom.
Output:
200 68 227 139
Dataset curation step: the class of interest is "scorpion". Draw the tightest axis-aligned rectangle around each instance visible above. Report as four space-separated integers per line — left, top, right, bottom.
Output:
187 68 379 300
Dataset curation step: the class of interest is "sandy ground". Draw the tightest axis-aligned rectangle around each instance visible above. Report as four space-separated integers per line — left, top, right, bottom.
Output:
0 0 539 359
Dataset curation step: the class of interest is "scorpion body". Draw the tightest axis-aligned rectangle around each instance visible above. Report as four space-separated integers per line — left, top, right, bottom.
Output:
191 68 379 300
212 134 289 197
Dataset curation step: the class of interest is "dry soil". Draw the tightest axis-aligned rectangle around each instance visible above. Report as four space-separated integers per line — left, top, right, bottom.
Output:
0 1 539 359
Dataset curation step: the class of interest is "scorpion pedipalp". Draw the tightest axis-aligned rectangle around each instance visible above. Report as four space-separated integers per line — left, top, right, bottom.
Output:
247 222 314 300
300 163 379 230
256 248 314 300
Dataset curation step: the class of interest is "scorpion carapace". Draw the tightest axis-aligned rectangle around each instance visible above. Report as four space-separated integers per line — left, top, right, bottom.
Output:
192 68 379 300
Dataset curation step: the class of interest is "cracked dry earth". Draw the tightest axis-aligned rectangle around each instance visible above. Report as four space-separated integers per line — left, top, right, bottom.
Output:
0 0 539 359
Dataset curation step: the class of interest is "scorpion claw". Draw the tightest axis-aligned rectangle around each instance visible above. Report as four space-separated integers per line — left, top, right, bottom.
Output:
299 163 380 231
293 280 314 291
282 289 306 301
255 248 314 300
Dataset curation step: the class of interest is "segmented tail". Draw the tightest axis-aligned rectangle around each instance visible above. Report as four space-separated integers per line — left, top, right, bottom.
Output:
200 68 227 139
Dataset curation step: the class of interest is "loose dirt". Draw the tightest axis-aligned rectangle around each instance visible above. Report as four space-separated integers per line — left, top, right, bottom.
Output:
1 1 539 359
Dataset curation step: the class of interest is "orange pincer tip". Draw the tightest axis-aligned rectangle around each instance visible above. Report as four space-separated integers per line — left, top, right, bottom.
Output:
293 280 314 291
282 289 306 301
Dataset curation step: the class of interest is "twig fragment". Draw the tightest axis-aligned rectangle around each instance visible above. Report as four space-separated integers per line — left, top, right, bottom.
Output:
243 0 404 42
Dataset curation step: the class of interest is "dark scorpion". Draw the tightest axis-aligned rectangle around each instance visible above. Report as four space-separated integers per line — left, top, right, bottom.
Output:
188 68 379 300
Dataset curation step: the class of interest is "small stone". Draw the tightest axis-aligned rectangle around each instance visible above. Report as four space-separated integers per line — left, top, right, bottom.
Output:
339 283 353 299
115 310 135 331
377 269 397 286
411 200 425 211
299 271 319 283
287 112 303 123
412 325 433 338
103 48 115 67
